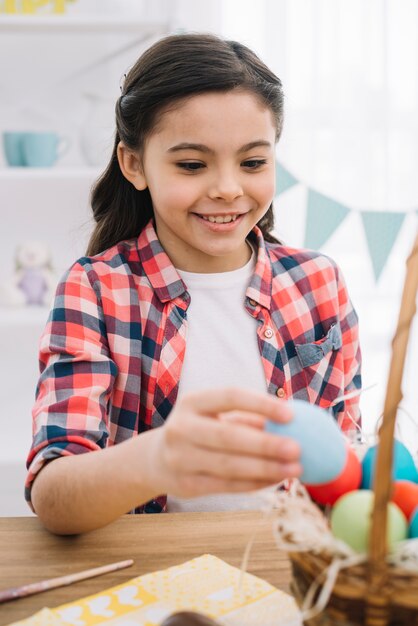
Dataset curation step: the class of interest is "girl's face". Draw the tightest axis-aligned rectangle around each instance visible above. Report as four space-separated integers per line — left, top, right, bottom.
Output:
128 90 277 272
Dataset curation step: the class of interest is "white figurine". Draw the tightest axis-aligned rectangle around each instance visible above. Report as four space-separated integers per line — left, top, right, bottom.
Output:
0 241 57 307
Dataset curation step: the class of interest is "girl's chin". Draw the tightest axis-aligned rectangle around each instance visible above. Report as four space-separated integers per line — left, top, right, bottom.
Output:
185 243 251 273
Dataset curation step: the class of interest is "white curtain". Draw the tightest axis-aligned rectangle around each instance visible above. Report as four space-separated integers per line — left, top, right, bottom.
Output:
220 0 418 448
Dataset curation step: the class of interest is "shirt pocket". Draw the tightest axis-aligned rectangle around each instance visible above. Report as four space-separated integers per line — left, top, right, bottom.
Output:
294 322 343 407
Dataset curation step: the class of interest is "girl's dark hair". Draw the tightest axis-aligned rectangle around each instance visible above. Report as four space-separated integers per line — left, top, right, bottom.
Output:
87 33 284 256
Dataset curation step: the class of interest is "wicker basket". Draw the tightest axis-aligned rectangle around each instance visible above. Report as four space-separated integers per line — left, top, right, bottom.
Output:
289 233 418 626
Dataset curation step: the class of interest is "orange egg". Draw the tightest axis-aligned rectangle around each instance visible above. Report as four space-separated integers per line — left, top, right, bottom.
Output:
306 444 362 506
391 480 418 521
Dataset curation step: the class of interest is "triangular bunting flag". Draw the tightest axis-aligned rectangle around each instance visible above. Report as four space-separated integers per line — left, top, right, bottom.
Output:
304 189 350 249
275 161 299 196
361 211 406 281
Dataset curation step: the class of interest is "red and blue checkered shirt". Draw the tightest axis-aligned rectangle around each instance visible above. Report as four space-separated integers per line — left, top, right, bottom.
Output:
26 220 361 512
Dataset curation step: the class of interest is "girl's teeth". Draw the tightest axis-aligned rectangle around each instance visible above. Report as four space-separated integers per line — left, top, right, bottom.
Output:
202 215 238 223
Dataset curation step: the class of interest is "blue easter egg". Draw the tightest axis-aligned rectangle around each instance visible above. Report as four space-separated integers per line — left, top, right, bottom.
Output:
265 399 347 484
361 440 418 490
410 507 418 539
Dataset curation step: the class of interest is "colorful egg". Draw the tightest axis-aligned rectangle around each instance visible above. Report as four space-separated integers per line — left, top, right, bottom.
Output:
305 444 362 505
410 507 418 539
331 490 408 553
265 399 347 485
391 480 418 521
361 440 418 490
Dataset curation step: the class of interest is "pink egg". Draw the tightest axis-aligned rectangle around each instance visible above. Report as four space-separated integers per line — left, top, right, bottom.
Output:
306 444 362 506
391 480 418 521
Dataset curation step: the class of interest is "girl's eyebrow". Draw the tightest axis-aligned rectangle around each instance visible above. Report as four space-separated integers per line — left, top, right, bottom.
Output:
167 140 272 154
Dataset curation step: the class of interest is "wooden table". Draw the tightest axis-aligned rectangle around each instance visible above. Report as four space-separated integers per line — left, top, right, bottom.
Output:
0 511 292 625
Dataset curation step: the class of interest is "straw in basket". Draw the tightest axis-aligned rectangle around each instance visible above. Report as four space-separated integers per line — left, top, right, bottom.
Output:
289 233 418 626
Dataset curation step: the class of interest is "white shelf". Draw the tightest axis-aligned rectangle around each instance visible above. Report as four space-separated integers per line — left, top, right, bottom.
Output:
0 166 101 180
0 15 169 33
0 306 49 327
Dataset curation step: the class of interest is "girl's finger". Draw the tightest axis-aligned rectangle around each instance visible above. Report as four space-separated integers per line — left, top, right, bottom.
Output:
217 410 265 429
181 442 301 482
184 415 301 462
175 438 302 485
181 387 292 423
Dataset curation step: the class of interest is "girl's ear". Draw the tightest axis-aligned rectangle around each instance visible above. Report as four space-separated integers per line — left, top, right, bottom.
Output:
117 142 147 190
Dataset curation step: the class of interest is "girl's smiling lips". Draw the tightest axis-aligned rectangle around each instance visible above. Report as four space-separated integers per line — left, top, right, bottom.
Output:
192 212 246 231
193 211 245 217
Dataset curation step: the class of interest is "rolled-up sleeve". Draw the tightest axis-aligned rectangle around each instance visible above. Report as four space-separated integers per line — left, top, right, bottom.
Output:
25 261 118 509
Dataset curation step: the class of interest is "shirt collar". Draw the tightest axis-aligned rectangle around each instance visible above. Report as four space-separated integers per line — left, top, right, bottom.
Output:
136 220 188 303
246 227 272 310
136 219 272 309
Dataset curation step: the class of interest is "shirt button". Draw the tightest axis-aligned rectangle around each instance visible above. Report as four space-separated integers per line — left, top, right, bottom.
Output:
264 327 274 338
249 299 257 306
276 387 286 399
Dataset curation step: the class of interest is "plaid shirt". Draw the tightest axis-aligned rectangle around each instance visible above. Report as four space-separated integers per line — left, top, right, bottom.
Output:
26 220 361 513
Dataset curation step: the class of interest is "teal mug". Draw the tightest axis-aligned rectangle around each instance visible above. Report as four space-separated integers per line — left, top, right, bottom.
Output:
22 132 70 167
3 131 26 166
2 131 70 167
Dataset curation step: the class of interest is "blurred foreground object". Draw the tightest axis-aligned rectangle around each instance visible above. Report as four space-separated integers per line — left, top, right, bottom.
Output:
161 612 221 626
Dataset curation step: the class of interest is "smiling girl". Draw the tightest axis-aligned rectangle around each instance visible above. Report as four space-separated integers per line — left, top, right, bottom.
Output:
26 33 361 534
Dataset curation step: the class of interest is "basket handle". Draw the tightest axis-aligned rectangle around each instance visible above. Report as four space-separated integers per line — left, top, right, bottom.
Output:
368 233 418 580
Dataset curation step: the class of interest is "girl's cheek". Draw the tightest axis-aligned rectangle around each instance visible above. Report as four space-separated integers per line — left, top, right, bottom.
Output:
264 178 276 202
262 170 277 194
251 178 275 204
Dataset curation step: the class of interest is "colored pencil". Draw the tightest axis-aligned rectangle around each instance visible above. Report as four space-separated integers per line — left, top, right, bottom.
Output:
0 559 134 604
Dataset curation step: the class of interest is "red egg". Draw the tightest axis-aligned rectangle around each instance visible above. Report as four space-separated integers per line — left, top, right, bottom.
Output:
391 480 418 521
305 444 362 506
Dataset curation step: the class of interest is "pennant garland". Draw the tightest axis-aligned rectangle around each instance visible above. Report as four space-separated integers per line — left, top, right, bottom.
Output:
275 161 415 282
361 211 406 281
275 161 299 195
305 189 350 250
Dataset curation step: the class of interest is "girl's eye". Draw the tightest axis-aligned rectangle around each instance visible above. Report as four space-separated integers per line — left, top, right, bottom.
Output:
176 162 205 172
242 159 267 169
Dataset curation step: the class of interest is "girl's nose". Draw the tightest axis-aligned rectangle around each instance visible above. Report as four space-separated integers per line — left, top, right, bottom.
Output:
208 172 244 202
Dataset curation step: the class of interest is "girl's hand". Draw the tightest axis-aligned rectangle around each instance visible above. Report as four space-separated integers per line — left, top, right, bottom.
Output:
146 387 302 498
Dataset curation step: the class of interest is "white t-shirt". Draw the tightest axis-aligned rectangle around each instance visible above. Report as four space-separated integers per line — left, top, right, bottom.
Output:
167 244 269 512
176 244 267 399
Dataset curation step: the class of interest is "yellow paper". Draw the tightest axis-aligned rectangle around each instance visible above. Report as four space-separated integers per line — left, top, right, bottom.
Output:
5 608 63 626
7 555 301 626
1 0 73 14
